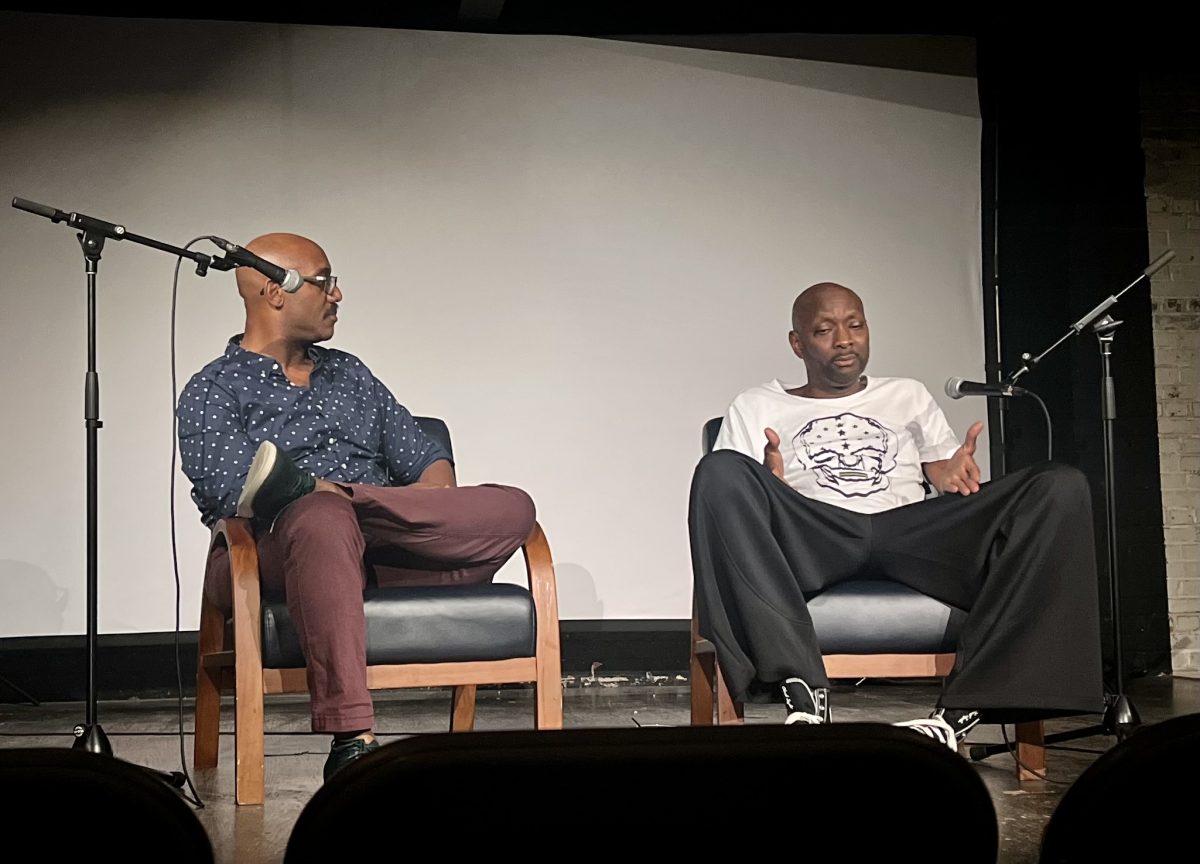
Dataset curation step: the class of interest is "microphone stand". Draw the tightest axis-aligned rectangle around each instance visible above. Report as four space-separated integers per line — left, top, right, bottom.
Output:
969 249 1175 764
11 197 215 790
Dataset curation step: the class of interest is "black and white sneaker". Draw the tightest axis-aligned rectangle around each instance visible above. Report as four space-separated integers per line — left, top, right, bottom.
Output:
781 677 831 726
894 708 981 753
894 715 959 752
934 708 982 741
235 440 316 523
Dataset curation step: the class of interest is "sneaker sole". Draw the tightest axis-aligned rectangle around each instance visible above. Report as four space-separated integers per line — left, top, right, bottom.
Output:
236 442 277 518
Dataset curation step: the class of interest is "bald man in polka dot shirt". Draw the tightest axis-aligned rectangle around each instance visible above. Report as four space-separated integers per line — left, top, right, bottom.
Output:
178 233 535 779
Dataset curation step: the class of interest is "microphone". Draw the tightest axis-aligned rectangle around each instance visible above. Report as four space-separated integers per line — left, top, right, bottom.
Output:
208 237 303 292
1144 249 1175 278
945 377 1028 399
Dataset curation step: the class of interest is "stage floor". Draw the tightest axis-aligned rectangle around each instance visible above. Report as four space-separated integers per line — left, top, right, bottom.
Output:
1 674 1195 863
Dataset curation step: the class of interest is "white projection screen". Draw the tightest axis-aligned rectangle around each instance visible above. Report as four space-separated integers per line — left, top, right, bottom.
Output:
0 13 985 638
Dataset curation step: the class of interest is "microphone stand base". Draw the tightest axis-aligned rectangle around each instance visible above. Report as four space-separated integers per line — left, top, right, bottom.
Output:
72 723 188 789
968 692 1142 764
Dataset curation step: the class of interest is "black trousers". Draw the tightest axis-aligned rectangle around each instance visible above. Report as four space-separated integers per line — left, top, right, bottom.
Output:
688 450 1106 715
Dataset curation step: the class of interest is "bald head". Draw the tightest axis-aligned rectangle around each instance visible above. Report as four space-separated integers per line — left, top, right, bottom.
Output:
791 282 864 332
235 233 328 302
234 232 340 351
786 281 870 397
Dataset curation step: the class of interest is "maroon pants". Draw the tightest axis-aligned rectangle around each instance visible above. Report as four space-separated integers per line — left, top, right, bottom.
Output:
204 483 536 732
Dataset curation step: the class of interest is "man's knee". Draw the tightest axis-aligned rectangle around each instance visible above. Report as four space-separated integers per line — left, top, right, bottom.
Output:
277 488 358 535
467 484 537 540
692 449 760 498
501 485 537 539
1026 462 1091 508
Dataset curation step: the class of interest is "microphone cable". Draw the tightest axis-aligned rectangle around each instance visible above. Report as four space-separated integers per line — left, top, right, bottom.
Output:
168 238 209 809
1025 388 1054 462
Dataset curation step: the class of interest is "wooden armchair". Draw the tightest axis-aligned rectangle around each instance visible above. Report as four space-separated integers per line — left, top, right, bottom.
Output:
690 417 1046 779
192 417 563 804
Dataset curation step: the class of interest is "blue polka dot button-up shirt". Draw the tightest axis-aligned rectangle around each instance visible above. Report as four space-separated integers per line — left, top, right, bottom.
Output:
177 335 451 527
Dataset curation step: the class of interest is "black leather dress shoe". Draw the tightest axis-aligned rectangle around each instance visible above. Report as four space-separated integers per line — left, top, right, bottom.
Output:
323 737 381 782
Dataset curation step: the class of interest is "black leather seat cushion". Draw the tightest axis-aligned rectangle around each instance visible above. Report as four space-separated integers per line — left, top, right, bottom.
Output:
261 583 537 668
809 581 965 654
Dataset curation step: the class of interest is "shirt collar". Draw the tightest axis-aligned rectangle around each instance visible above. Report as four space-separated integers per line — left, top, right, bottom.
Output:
225 334 326 369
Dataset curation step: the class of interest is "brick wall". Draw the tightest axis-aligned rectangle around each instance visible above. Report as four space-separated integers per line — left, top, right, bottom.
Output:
1143 73 1200 678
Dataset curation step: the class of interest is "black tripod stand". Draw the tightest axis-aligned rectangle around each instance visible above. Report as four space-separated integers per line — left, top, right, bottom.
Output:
11 197 218 788
970 249 1175 764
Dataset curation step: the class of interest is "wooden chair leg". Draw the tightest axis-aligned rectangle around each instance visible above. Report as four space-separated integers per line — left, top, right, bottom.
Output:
691 607 743 726
715 659 745 725
525 522 563 731
233 653 265 805
231 561 265 806
533 679 564 731
451 685 477 731
534 642 564 731
1015 720 1046 780
690 647 716 725
193 595 224 770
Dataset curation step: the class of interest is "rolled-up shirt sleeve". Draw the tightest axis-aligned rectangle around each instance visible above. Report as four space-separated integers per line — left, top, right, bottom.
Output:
910 384 963 464
374 377 452 485
178 374 258 525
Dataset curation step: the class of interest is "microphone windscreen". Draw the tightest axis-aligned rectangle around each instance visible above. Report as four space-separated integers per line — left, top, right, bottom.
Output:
280 270 304 293
944 377 964 399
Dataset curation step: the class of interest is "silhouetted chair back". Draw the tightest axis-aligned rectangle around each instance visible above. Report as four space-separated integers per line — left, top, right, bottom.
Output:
692 416 1046 777
1039 712 1200 862
194 416 562 805
0 748 213 862
285 724 999 862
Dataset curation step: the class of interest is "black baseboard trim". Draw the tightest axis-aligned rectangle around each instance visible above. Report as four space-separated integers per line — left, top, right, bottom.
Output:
0 620 692 704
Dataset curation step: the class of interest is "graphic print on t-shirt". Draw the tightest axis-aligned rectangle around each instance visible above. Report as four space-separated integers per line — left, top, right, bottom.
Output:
792 412 898 498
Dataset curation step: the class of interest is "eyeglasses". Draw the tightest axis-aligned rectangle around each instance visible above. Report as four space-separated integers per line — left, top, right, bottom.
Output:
303 274 339 295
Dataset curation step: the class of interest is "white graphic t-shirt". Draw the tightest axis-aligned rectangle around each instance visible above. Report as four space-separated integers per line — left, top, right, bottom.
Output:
713 377 962 514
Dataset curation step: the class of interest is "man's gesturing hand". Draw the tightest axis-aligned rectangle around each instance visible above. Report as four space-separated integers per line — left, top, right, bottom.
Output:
937 420 984 495
763 427 785 481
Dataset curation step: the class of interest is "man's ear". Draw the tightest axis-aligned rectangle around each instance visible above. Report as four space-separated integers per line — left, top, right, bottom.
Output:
262 279 287 310
788 330 804 359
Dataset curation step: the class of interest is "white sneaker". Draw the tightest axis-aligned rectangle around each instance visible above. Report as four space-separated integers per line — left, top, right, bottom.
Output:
894 715 960 753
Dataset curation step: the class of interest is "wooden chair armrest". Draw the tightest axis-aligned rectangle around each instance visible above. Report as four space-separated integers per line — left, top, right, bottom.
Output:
212 516 263 594
521 521 561 656
212 517 264 676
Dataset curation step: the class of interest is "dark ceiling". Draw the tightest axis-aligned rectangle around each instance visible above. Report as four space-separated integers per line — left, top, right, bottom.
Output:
3 5 1183 78
2 3 1190 91
0 4 986 37
0 5 997 80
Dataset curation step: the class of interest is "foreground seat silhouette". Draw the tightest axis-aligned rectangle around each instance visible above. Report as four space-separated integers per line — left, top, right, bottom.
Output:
285 724 999 862
0 747 212 862
1039 712 1200 862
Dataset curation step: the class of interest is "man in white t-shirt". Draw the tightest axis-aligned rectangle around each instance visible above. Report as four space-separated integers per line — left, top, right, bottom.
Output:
688 282 1104 751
